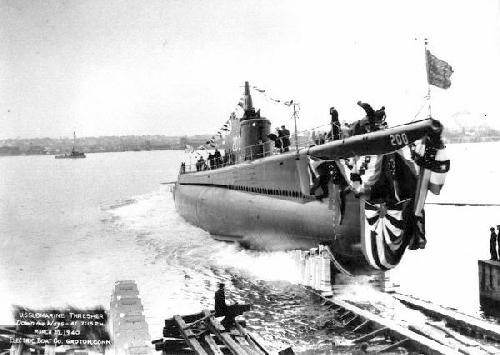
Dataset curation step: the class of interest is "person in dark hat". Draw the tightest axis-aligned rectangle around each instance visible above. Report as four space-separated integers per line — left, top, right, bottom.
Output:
280 125 291 152
329 106 340 141
310 162 332 200
214 283 227 317
490 227 498 260
496 226 500 261
357 101 375 119
357 101 385 132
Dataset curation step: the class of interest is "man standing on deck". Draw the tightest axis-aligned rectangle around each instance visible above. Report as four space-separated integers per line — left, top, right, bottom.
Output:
329 107 340 140
490 227 498 260
281 125 290 152
357 101 385 132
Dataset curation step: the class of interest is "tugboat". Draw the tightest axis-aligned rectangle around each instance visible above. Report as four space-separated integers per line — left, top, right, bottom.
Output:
55 132 86 159
173 82 449 274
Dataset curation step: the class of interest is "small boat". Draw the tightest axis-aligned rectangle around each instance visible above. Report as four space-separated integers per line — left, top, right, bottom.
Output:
55 132 86 159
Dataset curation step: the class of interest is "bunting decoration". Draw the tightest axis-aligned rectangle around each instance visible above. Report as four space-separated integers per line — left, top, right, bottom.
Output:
250 85 295 108
362 199 411 270
337 155 384 194
411 140 450 195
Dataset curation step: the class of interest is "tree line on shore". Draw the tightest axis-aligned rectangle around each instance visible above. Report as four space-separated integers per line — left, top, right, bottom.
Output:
0 135 211 156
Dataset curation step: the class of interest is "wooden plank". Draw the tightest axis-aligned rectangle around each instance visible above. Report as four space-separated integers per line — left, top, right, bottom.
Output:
204 335 224 355
377 338 409 353
354 327 388 343
184 314 212 330
353 320 371 333
394 293 500 342
244 331 271 355
315 294 462 355
234 335 261 355
220 333 250 355
174 315 208 355
344 314 360 327
338 310 353 321
234 321 269 355
202 310 249 355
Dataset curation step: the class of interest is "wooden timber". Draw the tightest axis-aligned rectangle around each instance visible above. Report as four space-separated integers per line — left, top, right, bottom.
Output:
312 291 462 355
394 292 500 342
152 306 273 355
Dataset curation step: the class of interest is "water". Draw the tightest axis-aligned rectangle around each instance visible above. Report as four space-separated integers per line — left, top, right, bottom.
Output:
1 143 499 352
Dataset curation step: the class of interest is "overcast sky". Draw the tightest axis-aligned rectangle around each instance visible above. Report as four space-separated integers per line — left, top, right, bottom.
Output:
1 0 499 139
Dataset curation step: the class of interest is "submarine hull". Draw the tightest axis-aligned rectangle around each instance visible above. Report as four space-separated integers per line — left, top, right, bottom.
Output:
173 180 371 272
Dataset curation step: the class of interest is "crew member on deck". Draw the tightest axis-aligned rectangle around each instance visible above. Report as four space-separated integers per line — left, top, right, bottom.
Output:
271 127 282 153
214 149 222 168
281 125 291 152
310 162 331 200
196 156 205 171
208 153 215 170
318 132 326 145
357 101 375 120
374 106 386 128
490 227 498 261
357 101 385 132
329 107 340 141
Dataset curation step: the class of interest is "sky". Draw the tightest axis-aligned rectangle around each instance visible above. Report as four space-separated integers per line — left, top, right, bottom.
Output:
1 0 499 139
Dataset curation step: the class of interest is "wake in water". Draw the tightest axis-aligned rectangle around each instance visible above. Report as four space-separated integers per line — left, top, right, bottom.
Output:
106 186 411 353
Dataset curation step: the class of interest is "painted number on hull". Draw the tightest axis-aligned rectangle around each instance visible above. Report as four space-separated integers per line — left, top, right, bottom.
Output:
389 133 409 146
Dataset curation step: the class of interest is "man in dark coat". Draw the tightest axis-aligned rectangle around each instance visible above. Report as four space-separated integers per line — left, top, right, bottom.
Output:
357 101 385 132
490 227 498 260
357 101 375 119
214 149 222 168
310 162 331 200
497 226 500 261
214 283 227 317
269 128 282 153
208 153 215 170
329 106 340 140
280 125 291 152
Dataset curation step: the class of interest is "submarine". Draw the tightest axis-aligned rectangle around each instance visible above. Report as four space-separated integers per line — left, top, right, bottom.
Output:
173 82 449 274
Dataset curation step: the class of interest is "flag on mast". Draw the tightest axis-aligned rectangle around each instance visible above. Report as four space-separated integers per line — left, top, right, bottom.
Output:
426 50 453 89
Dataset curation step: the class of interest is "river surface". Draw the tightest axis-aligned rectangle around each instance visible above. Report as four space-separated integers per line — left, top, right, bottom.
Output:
1 143 499 353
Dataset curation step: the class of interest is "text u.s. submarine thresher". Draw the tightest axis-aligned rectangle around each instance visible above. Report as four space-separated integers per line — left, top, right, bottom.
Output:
173 82 450 274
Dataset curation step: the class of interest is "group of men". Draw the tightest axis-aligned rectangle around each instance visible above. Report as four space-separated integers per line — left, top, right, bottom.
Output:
489 226 500 260
312 101 387 147
270 125 291 153
195 149 228 171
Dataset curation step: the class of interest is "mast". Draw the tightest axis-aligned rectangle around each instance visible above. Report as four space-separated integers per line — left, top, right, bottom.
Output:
293 103 299 154
424 38 432 118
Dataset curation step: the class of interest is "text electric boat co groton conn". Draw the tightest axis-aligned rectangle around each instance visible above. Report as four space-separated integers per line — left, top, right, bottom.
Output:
173 82 450 274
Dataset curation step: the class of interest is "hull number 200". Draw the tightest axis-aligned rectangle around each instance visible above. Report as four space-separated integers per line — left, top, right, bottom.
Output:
389 133 409 146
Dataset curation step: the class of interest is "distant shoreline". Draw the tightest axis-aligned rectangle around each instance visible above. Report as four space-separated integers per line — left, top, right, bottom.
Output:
1 130 499 157
0 134 211 157
0 146 187 157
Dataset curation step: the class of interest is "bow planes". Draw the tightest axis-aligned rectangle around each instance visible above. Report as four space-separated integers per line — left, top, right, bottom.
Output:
172 82 450 274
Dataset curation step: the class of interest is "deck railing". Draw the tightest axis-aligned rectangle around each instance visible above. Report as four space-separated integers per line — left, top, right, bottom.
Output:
180 123 344 174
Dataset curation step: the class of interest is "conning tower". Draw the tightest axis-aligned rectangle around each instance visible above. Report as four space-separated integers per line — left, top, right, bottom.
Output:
240 81 271 160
